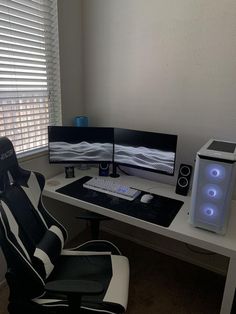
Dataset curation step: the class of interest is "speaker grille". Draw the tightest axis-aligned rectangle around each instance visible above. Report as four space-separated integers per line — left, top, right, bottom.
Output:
175 164 192 196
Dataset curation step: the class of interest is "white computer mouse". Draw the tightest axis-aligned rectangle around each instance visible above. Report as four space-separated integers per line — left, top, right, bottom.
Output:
140 194 154 204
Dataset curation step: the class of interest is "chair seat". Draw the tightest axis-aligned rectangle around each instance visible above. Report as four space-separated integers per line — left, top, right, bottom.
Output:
42 252 129 313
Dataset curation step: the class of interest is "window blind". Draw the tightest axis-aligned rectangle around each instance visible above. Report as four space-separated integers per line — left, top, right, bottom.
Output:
0 0 61 154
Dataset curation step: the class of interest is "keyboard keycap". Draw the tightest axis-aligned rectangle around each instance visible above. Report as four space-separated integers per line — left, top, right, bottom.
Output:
83 177 141 201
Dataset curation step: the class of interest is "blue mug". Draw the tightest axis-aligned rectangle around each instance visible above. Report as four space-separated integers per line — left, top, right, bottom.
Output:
74 116 88 127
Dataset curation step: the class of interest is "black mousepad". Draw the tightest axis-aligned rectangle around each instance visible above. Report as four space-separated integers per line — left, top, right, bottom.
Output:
56 176 184 227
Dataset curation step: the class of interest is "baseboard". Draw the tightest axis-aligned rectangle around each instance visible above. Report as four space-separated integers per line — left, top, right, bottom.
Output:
102 226 228 276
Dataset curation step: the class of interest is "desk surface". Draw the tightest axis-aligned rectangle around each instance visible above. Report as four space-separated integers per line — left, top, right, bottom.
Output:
43 167 236 258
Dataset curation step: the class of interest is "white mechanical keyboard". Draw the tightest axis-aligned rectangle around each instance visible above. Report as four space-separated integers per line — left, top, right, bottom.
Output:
83 176 141 201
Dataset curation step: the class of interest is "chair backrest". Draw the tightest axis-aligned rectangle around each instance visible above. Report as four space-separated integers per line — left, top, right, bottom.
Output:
0 137 67 298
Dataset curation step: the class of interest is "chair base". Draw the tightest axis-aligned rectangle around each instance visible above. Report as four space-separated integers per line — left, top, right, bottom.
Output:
76 211 112 240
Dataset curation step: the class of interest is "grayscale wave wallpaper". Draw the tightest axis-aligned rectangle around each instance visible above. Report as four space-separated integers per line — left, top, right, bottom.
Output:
115 144 175 173
49 141 113 162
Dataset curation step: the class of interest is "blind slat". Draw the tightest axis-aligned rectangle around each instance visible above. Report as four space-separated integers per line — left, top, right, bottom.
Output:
0 12 45 30
3 130 49 138
0 36 45 51
0 55 46 64
0 19 46 37
0 45 46 57
0 90 49 96
1 119 51 128
0 1 53 19
9 0 53 13
0 5 46 25
0 65 46 73
0 29 45 44
0 73 47 79
0 79 47 84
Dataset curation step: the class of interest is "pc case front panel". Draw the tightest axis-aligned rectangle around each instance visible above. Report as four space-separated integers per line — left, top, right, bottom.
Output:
190 156 236 234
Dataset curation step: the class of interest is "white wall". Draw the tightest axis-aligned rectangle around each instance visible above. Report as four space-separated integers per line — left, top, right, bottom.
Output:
58 0 84 125
82 0 236 184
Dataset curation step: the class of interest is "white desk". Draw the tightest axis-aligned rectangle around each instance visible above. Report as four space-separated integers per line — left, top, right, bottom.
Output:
43 167 236 314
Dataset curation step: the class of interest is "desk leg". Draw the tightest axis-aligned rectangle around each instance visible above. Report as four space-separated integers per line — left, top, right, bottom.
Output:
220 258 236 314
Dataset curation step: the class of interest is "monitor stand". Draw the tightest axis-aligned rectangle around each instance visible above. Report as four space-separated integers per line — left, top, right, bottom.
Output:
110 162 120 178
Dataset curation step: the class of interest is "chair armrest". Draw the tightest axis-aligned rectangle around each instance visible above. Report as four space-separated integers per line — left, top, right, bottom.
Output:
45 279 104 296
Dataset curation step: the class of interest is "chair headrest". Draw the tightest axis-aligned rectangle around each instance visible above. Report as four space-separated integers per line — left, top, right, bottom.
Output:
0 137 19 175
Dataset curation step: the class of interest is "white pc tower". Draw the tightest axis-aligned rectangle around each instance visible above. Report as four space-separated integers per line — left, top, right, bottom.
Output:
189 139 236 234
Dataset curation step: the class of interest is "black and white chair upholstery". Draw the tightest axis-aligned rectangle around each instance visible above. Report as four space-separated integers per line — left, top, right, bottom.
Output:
0 137 130 314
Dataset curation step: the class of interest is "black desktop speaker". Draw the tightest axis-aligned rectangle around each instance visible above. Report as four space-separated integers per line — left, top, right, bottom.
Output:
99 162 110 176
175 164 193 196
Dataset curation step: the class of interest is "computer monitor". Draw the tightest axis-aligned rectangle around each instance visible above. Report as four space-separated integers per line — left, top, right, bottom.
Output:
114 128 177 176
48 126 114 164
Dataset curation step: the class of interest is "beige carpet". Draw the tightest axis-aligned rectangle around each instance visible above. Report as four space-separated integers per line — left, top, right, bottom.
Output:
0 282 8 314
0 230 226 314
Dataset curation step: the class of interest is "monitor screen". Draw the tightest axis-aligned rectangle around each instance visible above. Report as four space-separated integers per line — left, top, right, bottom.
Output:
114 128 177 175
48 126 114 163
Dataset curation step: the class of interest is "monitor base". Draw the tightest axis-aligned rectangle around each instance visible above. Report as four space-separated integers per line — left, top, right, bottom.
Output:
110 173 120 178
